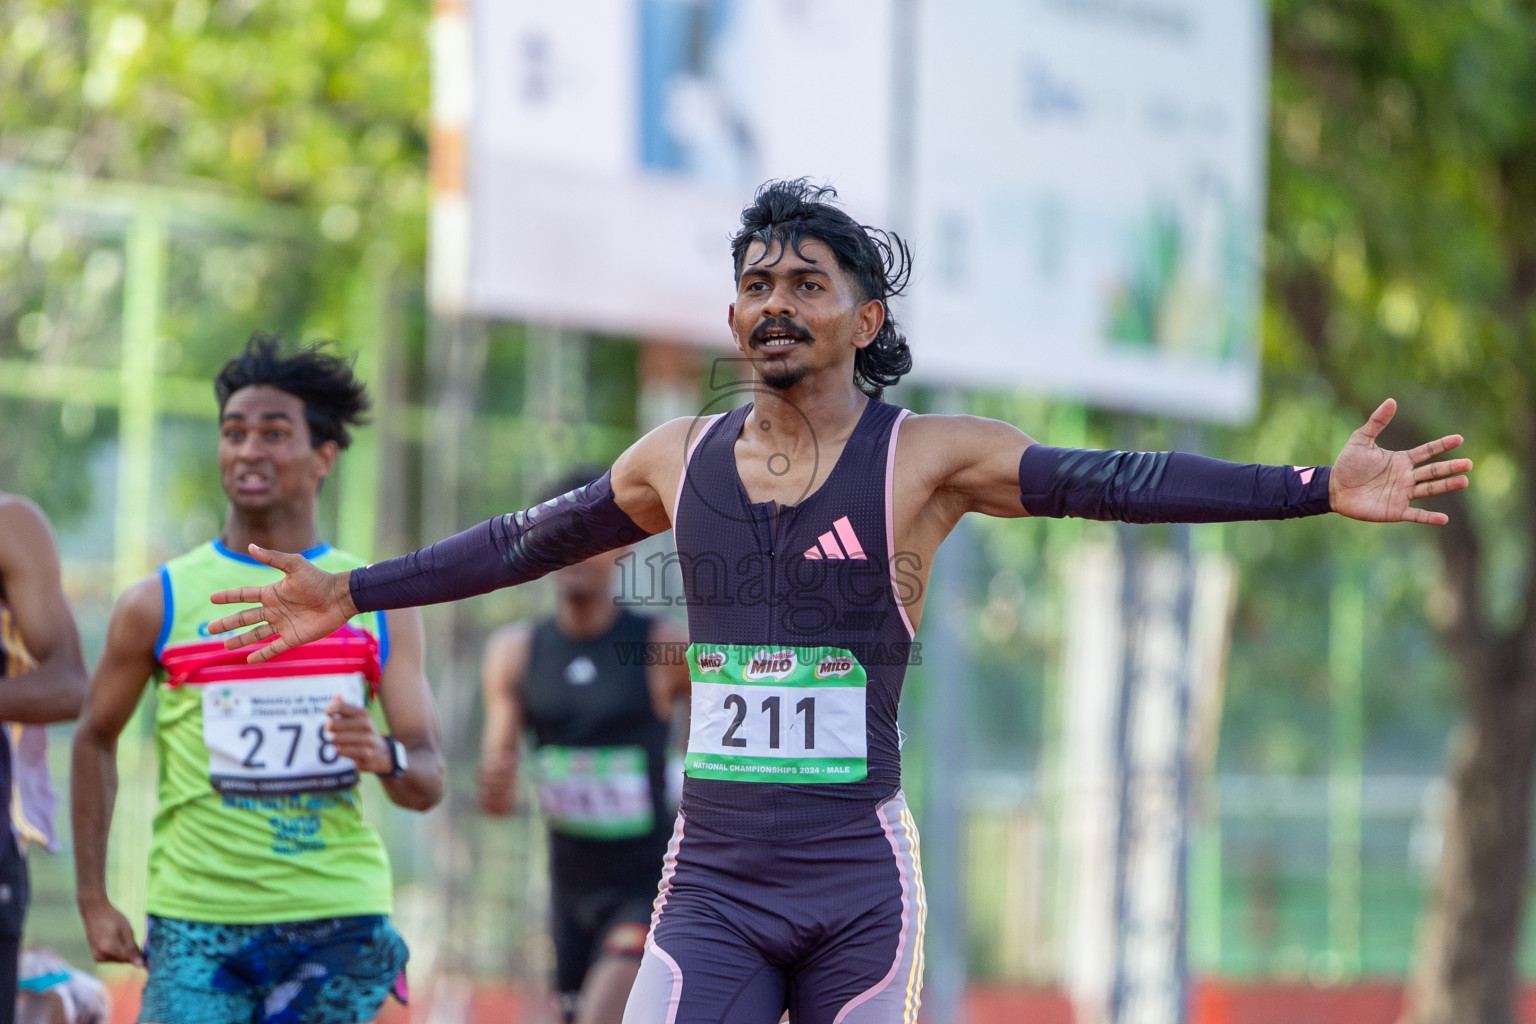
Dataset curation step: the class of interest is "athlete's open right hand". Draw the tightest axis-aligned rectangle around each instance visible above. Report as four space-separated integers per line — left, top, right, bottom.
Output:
207 545 358 664
80 899 144 967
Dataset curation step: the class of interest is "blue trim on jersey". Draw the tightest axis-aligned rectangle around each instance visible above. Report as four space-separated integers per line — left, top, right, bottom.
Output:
375 610 390 667
154 565 175 661
212 538 333 566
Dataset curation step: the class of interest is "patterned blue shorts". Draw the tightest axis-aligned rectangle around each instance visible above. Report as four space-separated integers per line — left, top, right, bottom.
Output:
139 914 408 1024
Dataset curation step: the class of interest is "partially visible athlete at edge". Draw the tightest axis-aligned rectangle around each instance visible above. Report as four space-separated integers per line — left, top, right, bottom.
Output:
0 495 88 1024
478 468 691 1024
206 181 1472 1024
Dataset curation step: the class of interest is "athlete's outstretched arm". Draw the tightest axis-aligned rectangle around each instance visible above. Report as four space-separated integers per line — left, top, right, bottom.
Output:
71 576 160 967
478 624 530 816
927 398 1469 526
325 607 444 811
206 419 694 663
0 499 88 722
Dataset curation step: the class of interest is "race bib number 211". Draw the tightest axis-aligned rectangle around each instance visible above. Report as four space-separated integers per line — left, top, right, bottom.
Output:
685 645 867 784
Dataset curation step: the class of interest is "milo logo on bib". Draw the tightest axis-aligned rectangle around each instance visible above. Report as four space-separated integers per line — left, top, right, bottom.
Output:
814 655 855 679
743 650 797 682
685 644 868 785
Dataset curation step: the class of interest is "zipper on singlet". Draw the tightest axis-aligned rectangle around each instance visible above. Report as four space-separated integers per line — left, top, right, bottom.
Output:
767 503 779 642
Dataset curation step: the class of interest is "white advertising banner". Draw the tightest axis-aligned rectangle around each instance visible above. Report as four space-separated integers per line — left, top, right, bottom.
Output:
908 0 1267 421
466 0 897 343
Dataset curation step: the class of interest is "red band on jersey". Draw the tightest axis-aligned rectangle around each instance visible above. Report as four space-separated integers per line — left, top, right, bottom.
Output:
160 625 381 691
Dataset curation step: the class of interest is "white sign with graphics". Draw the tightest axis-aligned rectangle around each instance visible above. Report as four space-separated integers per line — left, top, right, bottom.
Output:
464 0 897 342
908 0 1267 420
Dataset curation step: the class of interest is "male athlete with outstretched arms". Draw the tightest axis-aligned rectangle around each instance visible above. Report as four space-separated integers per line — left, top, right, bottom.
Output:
209 181 1472 1024
74 335 444 1024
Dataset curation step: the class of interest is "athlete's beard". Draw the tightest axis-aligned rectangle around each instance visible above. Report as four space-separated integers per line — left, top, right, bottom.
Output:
751 317 813 391
759 361 810 391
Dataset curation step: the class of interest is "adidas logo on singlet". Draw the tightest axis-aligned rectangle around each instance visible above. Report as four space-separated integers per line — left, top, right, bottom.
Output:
802 515 866 561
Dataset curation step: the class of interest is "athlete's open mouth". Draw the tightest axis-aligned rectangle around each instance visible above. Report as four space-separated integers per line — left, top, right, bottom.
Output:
751 320 812 352
234 471 271 493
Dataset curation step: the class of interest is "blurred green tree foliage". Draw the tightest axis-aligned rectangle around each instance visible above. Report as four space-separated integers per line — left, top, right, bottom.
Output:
0 0 430 387
0 0 428 253
1266 2 1536 1021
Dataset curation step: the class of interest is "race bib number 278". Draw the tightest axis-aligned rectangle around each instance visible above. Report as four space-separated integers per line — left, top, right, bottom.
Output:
685 645 867 784
202 674 365 796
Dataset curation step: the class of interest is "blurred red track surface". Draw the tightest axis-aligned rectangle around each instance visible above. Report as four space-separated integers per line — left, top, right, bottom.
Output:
103 979 1536 1023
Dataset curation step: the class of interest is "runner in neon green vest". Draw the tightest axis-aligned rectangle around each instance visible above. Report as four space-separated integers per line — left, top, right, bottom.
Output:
71 333 445 1024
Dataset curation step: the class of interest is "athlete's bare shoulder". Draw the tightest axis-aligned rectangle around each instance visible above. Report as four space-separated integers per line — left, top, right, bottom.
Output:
896 411 1035 450
0 493 52 560
0 496 70 611
104 574 165 659
0 492 41 516
897 411 1038 482
892 413 1035 515
482 622 533 696
116 574 163 626
612 414 724 533
484 621 533 660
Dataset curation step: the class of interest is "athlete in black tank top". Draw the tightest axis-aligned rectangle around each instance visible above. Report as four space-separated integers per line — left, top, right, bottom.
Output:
480 518 690 1024
523 611 675 888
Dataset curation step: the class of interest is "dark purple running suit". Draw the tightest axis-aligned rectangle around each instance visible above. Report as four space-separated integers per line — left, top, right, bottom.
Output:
625 399 926 1024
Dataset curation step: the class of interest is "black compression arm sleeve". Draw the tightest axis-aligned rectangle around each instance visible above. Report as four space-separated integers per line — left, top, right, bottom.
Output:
348 471 651 612
1018 446 1332 523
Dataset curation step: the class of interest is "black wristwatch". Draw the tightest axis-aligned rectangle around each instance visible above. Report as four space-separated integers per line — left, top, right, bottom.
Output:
378 736 408 779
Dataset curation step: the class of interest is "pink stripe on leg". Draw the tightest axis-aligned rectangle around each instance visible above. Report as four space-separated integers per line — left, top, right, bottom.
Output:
649 940 685 1024
833 798 911 1023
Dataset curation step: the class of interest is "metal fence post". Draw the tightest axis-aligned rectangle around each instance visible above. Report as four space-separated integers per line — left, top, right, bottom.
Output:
113 210 165 596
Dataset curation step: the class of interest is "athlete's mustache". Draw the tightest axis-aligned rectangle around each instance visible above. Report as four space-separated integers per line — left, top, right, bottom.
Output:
750 318 813 348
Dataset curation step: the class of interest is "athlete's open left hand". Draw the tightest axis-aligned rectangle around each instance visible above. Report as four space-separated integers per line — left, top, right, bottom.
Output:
207 544 358 663
1330 399 1472 525
323 697 392 775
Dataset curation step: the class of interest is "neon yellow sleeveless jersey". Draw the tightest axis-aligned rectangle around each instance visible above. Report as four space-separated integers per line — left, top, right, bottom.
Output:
148 540 393 924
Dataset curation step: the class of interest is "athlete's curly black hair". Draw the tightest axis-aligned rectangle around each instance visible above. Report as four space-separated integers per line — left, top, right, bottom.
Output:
731 179 913 399
214 332 371 450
